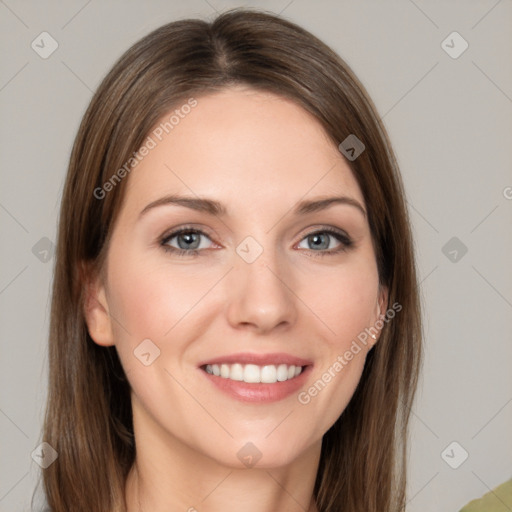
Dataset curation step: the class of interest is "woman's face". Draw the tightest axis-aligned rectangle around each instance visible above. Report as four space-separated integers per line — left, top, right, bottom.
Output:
86 86 386 469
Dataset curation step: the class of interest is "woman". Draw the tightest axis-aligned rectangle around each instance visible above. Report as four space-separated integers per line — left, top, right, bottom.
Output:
38 8 422 512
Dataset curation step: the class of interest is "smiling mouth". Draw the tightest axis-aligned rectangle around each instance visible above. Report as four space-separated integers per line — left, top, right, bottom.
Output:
202 363 305 384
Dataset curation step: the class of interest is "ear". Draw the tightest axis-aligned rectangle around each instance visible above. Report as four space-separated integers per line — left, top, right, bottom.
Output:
370 284 389 347
377 285 389 323
82 262 115 347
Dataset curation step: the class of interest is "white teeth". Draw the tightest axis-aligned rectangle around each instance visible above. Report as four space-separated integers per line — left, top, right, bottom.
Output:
204 363 304 383
261 365 277 383
230 363 244 381
276 364 289 381
220 364 230 378
243 364 260 383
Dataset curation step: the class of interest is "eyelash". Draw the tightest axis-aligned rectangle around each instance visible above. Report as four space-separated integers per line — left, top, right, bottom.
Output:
159 225 354 258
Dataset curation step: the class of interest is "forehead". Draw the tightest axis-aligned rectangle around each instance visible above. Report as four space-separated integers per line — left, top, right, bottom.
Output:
119 87 364 219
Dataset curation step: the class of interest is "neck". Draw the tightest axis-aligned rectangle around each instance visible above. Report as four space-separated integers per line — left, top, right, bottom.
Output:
127 460 320 512
124 399 321 512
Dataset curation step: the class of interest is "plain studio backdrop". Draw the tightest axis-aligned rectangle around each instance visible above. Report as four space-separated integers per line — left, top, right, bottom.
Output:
0 1 511 511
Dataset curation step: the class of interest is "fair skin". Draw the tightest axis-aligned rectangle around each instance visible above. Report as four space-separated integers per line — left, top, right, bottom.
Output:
85 86 387 512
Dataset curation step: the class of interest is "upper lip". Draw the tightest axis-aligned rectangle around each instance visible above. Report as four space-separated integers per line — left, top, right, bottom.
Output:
198 352 313 367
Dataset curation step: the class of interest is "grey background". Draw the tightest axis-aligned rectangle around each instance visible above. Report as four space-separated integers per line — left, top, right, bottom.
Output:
1 0 511 510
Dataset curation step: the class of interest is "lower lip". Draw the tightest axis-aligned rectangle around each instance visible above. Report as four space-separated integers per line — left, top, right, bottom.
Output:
200 365 313 403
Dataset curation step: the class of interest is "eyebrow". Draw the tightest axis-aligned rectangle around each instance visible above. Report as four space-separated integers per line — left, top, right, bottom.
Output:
139 194 366 219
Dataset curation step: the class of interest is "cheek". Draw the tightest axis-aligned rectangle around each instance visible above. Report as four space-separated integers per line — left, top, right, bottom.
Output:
106 253 216 344
294 257 379 429
302 257 379 349
104 255 208 413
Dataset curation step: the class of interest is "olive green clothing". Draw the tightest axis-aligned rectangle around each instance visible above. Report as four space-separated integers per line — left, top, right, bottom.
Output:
459 478 512 512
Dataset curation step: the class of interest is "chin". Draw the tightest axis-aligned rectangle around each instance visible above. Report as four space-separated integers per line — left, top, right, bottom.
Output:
204 435 315 470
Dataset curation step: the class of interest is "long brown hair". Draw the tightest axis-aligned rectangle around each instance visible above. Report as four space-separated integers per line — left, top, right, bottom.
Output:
37 8 422 511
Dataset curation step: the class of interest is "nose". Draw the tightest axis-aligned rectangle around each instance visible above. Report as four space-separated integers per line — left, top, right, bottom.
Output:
225 247 298 334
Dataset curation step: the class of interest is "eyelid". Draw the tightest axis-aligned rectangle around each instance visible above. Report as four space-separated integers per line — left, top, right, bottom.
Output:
296 224 351 242
160 224 220 245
